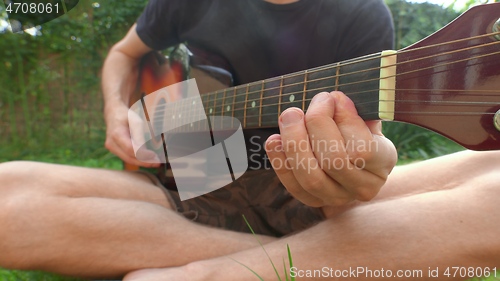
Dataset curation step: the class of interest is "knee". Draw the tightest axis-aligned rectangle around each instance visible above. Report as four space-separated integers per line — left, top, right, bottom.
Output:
0 192 35 268
0 162 35 249
453 150 500 174
0 161 44 190
0 162 52 269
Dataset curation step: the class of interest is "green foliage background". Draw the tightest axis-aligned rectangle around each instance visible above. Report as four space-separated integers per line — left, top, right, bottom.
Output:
0 0 498 280
1 0 496 165
0 0 149 167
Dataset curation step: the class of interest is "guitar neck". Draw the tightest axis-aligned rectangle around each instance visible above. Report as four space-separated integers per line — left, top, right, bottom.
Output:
200 51 396 131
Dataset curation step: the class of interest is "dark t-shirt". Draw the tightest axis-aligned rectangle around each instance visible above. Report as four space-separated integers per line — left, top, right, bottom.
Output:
136 0 394 85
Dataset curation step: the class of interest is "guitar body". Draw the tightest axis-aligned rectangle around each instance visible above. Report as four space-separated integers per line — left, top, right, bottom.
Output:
125 45 233 172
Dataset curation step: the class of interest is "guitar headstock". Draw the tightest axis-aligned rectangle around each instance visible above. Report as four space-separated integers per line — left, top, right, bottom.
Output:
394 3 500 151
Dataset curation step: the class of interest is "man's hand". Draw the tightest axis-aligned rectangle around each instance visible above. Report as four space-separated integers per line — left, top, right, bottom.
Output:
104 103 161 168
265 91 397 207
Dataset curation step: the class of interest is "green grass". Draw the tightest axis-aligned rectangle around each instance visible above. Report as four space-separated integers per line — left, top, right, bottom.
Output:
0 129 122 169
0 269 83 281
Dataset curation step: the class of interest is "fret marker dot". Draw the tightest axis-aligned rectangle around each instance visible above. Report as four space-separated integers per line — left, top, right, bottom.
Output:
178 114 181 119
172 115 175 120
192 100 196 105
252 101 256 108
190 123 193 127
289 95 295 102
227 105 231 112
209 108 213 114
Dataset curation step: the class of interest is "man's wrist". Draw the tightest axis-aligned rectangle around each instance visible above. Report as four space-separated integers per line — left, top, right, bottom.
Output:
103 100 130 124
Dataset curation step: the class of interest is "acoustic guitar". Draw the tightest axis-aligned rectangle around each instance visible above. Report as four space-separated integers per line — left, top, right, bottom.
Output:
125 2 500 172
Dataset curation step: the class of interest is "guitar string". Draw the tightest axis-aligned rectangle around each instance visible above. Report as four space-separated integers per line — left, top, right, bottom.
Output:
149 85 500 116
151 109 497 133
191 31 500 104
149 94 500 128
203 38 500 102
148 37 500 114
147 49 500 117
396 30 500 55
254 110 497 121
150 93 500 126
209 30 500 98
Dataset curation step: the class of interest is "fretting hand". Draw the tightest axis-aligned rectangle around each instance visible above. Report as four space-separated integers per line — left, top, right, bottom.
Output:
265 91 397 207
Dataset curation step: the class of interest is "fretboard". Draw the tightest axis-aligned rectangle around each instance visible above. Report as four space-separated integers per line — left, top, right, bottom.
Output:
154 51 395 133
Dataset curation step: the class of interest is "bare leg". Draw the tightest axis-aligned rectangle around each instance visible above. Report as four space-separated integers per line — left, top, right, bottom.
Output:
321 150 496 217
125 150 500 281
0 161 275 278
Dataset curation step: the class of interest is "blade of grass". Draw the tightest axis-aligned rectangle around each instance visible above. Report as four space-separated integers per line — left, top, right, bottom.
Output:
283 258 290 281
242 215 283 281
287 244 295 281
230 257 265 281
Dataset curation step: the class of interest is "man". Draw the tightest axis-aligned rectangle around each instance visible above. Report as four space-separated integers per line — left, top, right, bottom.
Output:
104 0 397 238
0 1 498 281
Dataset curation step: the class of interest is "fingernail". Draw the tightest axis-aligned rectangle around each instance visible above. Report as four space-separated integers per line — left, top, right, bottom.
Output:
280 108 303 127
310 92 331 105
266 138 282 152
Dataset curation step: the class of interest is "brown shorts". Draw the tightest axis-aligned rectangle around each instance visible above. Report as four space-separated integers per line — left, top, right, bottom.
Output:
142 169 325 237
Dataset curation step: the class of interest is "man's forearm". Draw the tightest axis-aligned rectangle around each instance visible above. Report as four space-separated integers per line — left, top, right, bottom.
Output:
102 48 140 113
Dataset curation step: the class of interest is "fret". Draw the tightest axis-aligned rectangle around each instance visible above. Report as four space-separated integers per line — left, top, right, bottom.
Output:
221 88 234 130
259 80 264 127
246 82 261 128
214 90 224 130
281 73 304 112
232 87 237 128
186 98 199 132
197 96 204 132
302 70 308 111
202 93 211 131
244 84 249 128
172 99 178 132
212 92 222 116
222 88 227 112
222 88 235 129
278 76 283 119
335 62 340 91
194 96 201 132
177 98 184 133
234 85 247 128
185 98 193 133
222 89 234 117
180 98 187 131
307 64 338 111
176 98 182 131
260 78 280 128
